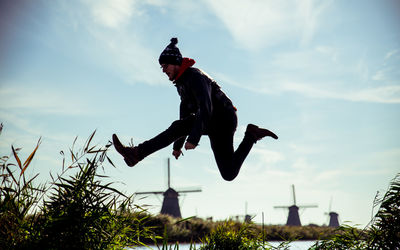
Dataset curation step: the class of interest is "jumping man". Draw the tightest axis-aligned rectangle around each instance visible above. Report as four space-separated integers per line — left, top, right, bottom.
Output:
113 38 278 181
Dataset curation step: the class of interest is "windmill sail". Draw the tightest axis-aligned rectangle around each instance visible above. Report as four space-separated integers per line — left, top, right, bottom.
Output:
135 158 201 218
274 184 318 226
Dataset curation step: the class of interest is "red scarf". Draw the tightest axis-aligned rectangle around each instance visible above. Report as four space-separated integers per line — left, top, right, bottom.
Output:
174 57 196 81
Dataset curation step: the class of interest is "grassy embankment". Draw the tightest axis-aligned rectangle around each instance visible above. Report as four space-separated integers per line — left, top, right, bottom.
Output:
136 214 338 244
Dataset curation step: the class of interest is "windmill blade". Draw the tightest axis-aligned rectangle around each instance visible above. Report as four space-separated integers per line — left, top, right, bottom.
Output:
273 206 289 209
292 184 297 206
177 188 202 193
135 191 164 195
167 158 171 189
299 204 318 208
326 197 333 225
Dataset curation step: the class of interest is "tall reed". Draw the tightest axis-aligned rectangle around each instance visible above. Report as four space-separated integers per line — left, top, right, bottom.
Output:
0 135 43 249
0 130 155 249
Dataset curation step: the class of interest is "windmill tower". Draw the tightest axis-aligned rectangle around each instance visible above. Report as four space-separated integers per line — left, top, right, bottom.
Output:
328 212 340 227
135 158 201 218
325 198 340 227
274 185 318 226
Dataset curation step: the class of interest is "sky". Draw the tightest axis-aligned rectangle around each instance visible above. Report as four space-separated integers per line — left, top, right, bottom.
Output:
1 0 399 228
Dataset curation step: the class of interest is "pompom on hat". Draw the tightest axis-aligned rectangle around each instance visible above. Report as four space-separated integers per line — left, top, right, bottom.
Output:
159 38 182 65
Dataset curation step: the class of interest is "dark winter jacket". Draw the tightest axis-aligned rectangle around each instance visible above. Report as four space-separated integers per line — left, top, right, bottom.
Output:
172 58 235 150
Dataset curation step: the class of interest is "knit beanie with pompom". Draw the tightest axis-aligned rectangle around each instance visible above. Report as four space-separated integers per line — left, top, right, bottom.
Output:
159 38 182 65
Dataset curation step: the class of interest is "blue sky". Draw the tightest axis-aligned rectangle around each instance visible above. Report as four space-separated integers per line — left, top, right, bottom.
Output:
1 0 399 227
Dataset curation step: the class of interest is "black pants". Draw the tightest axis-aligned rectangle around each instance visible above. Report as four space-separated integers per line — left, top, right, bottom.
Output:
137 109 255 181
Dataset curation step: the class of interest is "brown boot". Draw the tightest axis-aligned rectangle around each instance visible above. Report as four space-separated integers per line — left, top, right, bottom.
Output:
246 124 278 142
112 134 140 167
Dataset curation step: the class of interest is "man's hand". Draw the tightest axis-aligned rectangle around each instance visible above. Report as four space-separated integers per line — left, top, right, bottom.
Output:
173 142 196 159
172 150 182 159
184 142 196 150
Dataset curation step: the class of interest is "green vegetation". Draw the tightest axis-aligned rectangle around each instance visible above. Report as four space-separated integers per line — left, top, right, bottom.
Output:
1 127 399 249
198 221 290 250
311 173 400 250
0 131 156 249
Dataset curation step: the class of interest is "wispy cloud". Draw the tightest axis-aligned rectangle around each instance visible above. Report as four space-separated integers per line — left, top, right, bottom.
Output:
373 49 400 83
284 81 400 104
289 143 325 155
213 43 400 104
55 0 166 86
216 70 400 104
251 145 285 167
86 0 136 29
204 0 332 50
384 49 399 61
351 85 400 103
0 111 42 138
0 86 93 115
86 28 164 85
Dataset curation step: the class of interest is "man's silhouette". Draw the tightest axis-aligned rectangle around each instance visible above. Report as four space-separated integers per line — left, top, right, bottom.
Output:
113 38 277 181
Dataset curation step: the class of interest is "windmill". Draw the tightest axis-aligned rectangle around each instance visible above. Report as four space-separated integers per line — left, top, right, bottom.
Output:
135 158 201 218
274 184 318 226
232 202 255 223
244 201 254 223
325 197 340 227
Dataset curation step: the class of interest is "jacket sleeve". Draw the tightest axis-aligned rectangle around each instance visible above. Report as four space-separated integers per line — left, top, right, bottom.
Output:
186 72 213 146
172 101 189 151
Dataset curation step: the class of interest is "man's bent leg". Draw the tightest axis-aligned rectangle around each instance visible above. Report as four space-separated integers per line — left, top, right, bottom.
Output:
209 133 236 181
210 131 255 181
209 110 257 181
209 110 242 181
